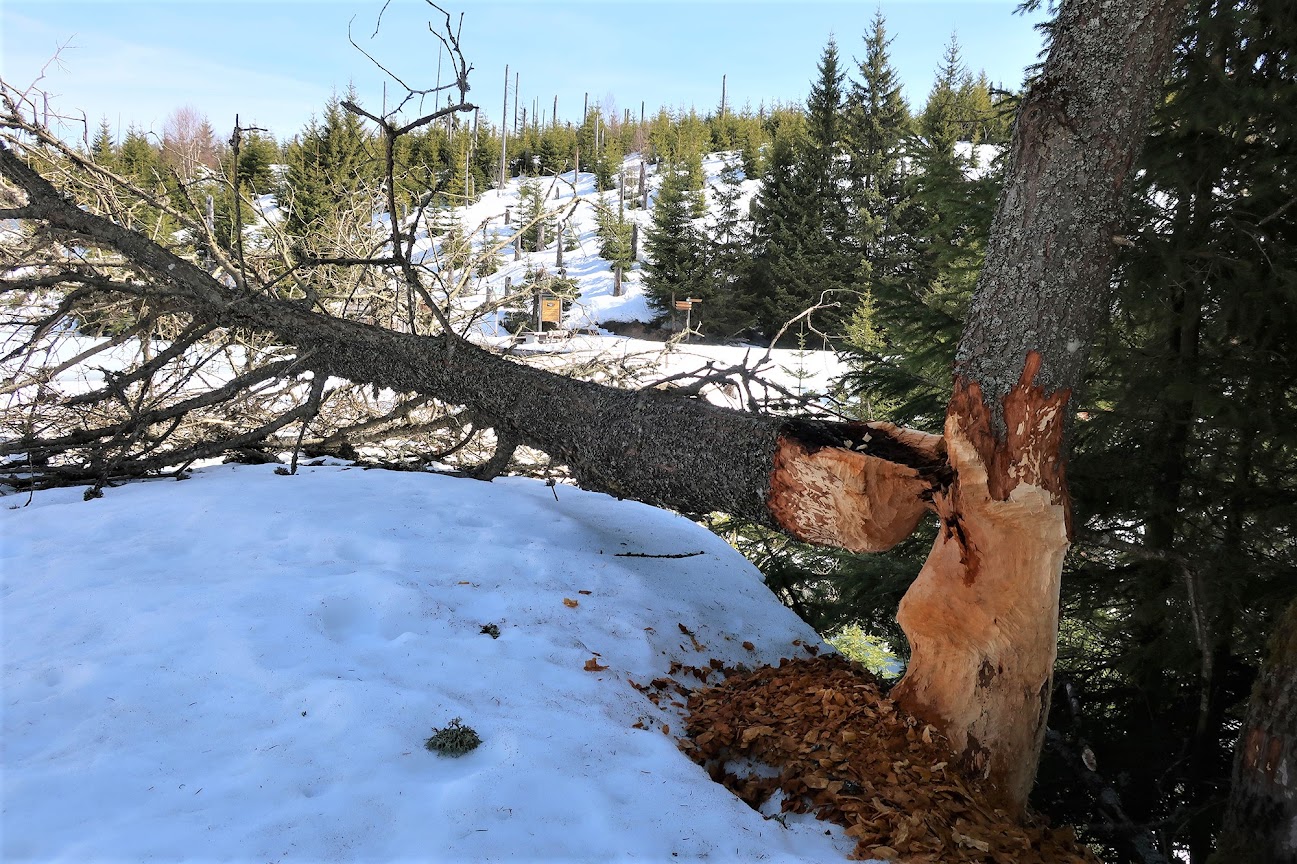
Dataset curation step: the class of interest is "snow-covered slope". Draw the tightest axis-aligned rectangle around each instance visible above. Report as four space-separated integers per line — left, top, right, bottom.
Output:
2 464 862 862
418 152 758 334
392 152 846 405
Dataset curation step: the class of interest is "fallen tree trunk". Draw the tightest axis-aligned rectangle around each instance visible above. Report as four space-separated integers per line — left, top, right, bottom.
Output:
0 142 944 547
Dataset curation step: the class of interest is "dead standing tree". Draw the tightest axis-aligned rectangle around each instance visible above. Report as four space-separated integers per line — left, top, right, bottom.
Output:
0 0 1187 811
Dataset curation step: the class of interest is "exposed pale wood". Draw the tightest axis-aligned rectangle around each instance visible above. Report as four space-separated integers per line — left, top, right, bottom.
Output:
892 358 1070 807
768 436 933 553
886 0 1187 812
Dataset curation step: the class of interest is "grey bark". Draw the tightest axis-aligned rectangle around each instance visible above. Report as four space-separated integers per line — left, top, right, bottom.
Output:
955 0 1186 432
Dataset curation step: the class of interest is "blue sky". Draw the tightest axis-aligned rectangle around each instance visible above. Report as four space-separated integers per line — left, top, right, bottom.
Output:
3 1 1047 145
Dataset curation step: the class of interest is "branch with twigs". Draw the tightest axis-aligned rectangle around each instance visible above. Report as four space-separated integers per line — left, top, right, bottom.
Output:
0 6 857 501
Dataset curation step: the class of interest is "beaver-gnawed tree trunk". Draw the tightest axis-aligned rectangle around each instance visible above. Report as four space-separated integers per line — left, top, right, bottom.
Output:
0 0 1186 814
887 0 1189 808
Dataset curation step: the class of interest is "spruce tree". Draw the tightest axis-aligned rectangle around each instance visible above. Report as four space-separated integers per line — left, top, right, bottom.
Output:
702 155 753 336
684 148 707 218
735 27 931 662
676 110 709 193
395 125 450 212
960 71 1012 145
741 129 809 341
643 162 707 321
534 123 574 178
91 118 116 167
845 11 911 210
113 126 182 240
840 34 1001 423
235 130 278 196
210 129 278 252
842 11 914 351
514 180 554 252
281 87 379 257
920 34 969 151
595 206 634 271
118 126 161 181
736 103 769 178
742 40 854 343
646 107 674 165
593 132 623 192
707 100 740 153
803 36 848 233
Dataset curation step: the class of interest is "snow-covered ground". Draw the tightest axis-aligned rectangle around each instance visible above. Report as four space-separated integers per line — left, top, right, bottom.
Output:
424 152 846 408
2 463 874 862
202 150 845 409
0 154 864 861
406 152 760 337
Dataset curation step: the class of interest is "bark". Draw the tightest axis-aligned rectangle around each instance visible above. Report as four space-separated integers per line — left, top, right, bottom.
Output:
955 0 1187 415
891 0 1187 812
1213 599 1297 864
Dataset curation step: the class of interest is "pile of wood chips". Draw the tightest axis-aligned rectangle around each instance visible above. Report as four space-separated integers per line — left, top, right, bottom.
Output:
681 655 1099 863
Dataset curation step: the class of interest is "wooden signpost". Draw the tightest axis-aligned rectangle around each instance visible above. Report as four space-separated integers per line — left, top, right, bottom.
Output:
539 294 562 325
673 297 700 340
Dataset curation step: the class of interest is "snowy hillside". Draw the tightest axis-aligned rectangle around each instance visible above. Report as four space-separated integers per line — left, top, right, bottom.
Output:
210 151 845 410
1 463 861 862
422 152 758 333
380 152 849 409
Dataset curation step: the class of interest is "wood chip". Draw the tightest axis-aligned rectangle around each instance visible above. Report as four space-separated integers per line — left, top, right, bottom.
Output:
682 655 1099 864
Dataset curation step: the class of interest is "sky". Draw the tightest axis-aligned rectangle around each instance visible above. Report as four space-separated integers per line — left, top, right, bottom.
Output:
2 0 1048 146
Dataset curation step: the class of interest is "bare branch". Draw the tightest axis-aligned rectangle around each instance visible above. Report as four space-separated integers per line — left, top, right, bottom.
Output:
466 428 518 481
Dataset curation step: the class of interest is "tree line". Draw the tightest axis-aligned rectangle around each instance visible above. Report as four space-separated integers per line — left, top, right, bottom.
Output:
83 20 1004 337
643 22 1010 346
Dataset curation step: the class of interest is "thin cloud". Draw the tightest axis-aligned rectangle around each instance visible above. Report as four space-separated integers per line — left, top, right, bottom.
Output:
4 12 330 141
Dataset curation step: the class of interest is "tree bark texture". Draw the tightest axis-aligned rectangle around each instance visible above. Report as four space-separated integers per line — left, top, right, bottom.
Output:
892 0 1187 811
955 0 1188 411
1213 599 1297 864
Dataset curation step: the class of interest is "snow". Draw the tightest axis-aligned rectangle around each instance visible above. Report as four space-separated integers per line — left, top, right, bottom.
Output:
0 151 880 860
954 142 1000 180
2 463 870 862
406 152 759 338
370 151 846 408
